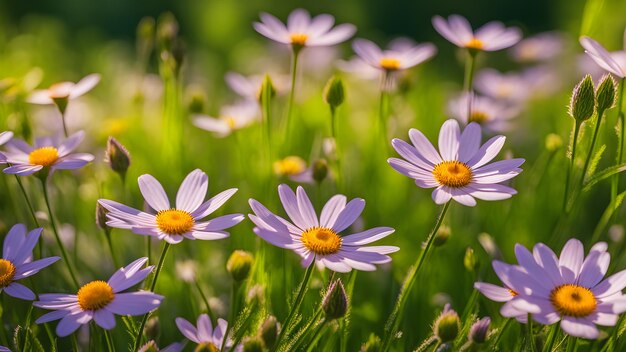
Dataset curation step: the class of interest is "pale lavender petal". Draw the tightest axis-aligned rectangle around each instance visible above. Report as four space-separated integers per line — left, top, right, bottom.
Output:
176 169 208 212
466 183 517 201
192 188 238 220
138 174 170 211
57 131 85 156
450 188 477 207
342 227 394 245
559 239 584 283
253 228 296 248
320 195 346 228
307 14 334 36
202 214 245 231
475 21 505 40
4 282 35 300
397 44 437 68
474 282 512 302
432 16 463 47
106 292 163 315
533 310 561 325
296 186 319 228
580 37 625 77
432 186 453 204
387 158 435 181
467 135 506 169
458 122 481 163
13 227 43 264
53 153 94 169
391 139 435 171
36 309 70 324
533 243 565 286
258 13 288 37
175 317 200 343
342 257 376 271
560 316 599 339
56 311 92 337
27 90 54 104
14 257 60 279
214 318 228 347
69 74 100 99
438 119 461 161
591 312 618 326
191 230 230 241
287 9 310 33
196 314 213 342
3 223 27 262
108 257 152 293
94 309 116 330
253 22 289 44
248 199 290 233
3 164 42 176
352 39 384 67
0 132 15 147
318 255 352 273
578 251 610 288
308 24 356 46
593 270 626 298
278 184 309 230
408 128 443 165
331 198 365 233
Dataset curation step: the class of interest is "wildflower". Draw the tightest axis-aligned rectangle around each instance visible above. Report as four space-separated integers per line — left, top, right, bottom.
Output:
34 257 163 337
448 93 519 132
432 15 521 52
0 224 59 300
433 304 461 342
248 184 398 272
175 314 242 351
193 101 259 138
336 57 380 81
352 38 436 72
468 317 491 343
273 156 314 183
580 32 626 78
322 279 348 320
226 250 254 282
98 169 244 244
253 9 356 50
474 261 529 322
0 131 12 146
474 69 530 103
225 72 288 101
105 137 131 178
508 239 626 339
510 32 565 63
388 119 524 206
1 131 94 176
27 74 101 108
138 340 183 352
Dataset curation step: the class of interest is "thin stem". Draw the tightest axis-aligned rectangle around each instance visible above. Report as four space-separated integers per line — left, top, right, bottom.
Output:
59 110 69 138
600 315 625 352
378 79 390 149
221 281 241 352
261 75 274 178
489 318 512 348
284 48 301 151
381 202 451 351
103 229 119 269
611 78 626 210
542 324 559 352
463 52 478 119
14 173 42 257
104 329 116 352
581 108 606 185
274 261 316 350
194 279 217 325
41 179 79 288
305 319 327 352
565 336 577 352
563 121 582 213
132 242 171 351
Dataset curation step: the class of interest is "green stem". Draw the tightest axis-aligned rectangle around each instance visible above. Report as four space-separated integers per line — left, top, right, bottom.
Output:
194 279 217 325
221 281 241 352
566 336 577 352
527 314 537 352
542 324 559 352
284 48 301 152
378 81 390 149
261 75 274 178
41 179 79 288
489 318 512 349
581 108 606 185
305 319 327 352
563 121 582 213
104 229 119 269
600 315 625 352
14 174 42 257
132 242 171 351
463 52 478 118
381 202 451 351
611 78 626 212
274 261 316 351
58 109 69 138
104 329 116 352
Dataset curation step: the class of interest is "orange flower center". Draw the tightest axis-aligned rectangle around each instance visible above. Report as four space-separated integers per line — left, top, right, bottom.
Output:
550 284 597 318
290 33 309 46
28 147 59 166
273 156 306 176
432 161 473 188
77 280 115 311
156 209 195 235
301 227 342 255
466 38 484 50
0 259 16 288
379 57 401 70
469 111 489 123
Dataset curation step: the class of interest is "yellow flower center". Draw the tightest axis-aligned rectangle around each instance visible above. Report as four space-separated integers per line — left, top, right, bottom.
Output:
379 57 401 71
290 33 309 46
195 342 220 352
466 38 484 50
156 209 195 235
0 259 16 288
301 227 342 255
222 116 237 129
273 156 306 176
469 111 489 123
48 83 71 99
550 284 597 318
509 289 518 297
77 280 115 311
432 161 473 188
28 147 59 167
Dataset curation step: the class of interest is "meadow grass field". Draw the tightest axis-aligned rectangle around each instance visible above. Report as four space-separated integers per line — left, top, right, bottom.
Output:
1 0 626 351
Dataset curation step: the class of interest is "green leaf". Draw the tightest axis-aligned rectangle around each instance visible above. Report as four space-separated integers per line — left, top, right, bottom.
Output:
591 191 626 243
583 163 626 191
580 0 606 36
586 144 606 179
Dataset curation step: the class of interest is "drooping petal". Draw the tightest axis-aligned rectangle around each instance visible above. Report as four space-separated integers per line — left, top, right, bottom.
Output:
4 282 35 300
560 316 599 339
94 309 116 330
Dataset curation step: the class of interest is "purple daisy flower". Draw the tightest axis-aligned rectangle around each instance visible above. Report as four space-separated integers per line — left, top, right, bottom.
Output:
474 261 529 323
34 257 162 337
509 32 565 63
474 69 531 103
27 74 100 105
193 100 259 138
580 33 626 78
1 130 94 176
448 93 519 133
98 169 244 244
0 224 60 300
253 9 356 49
175 314 242 351
506 239 626 339
352 38 437 72
388 119 524 206
248 184 399 273
432 15 522 52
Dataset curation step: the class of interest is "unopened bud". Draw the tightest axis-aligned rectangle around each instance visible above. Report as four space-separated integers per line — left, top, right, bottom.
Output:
136 17 155 62
323 76 345 108
260 315 279 349
105 137 131 178
322 279 348 320
464 247 478 272
145 317 160 341
226 250 254 282
360 333 382 352
569 75 595 122
596 74 617 112
171 39 186 73
434 225 451 247
312 159 329 184
468 317 491 344
186 86 207 114
259 74 276 103
156 12 178 52
242 336 264 352
545 133 563 152
433 304 460 343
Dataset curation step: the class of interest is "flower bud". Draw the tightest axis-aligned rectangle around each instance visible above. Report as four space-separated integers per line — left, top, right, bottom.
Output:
463 247 478 272
242 336 265 352
434 225 451 247
596 74 617 112
322 279 348 320
260 315 279 349
468 317 491 344
259 74 276 103
105 137 131 178
433 304 460 343
186 86 207 114
545 133 563 152
156 12 178 52
312 159 329 184
569 75 595 122
323 76 345 109
360 333 382 352
226 250 254 282
95 202 109 231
